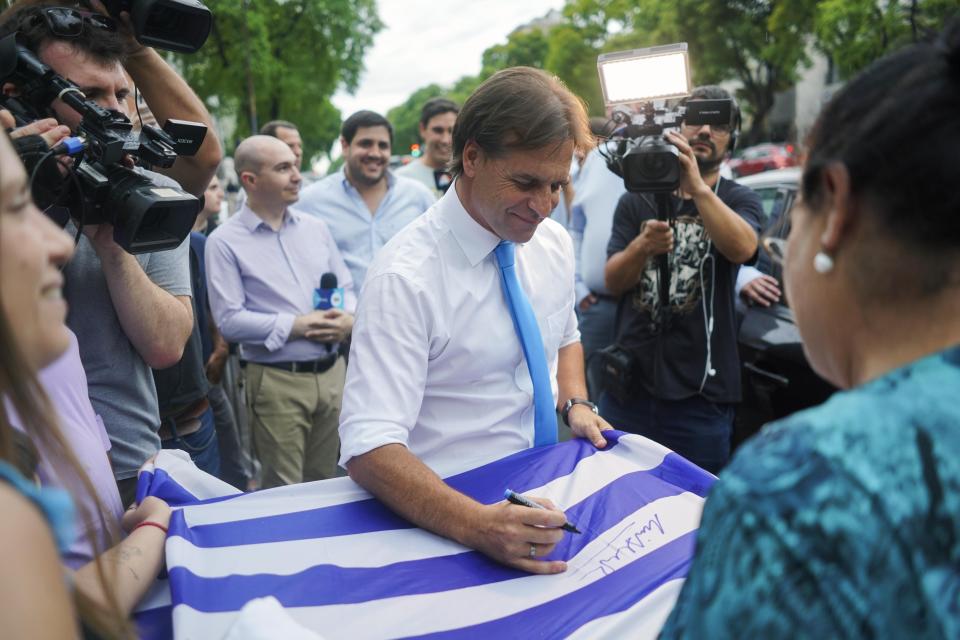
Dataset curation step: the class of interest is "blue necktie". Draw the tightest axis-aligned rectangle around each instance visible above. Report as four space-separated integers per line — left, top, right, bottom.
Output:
494 241 558 447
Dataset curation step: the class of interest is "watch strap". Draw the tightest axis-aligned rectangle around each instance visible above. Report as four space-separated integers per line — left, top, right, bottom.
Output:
562 397 597 426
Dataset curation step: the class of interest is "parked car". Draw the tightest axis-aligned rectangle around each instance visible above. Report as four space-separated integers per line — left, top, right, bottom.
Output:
728 143 798 178
733 167 836 449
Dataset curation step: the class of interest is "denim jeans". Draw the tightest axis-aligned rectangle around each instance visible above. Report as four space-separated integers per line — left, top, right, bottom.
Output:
600 387 734 475
161 407 221 477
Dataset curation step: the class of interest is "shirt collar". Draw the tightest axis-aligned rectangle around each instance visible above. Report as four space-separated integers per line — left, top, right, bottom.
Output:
236 202 299 232
443 180 500 267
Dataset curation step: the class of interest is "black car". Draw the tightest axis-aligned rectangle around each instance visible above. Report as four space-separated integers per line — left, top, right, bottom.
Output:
733 168 836 449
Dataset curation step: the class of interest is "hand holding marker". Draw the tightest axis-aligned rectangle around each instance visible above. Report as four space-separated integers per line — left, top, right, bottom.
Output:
504 489 581 534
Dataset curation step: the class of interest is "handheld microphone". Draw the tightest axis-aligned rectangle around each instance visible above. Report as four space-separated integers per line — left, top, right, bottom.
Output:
313 272 344 310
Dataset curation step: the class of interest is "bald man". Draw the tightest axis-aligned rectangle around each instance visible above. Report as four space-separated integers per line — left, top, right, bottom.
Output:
205 136 356 487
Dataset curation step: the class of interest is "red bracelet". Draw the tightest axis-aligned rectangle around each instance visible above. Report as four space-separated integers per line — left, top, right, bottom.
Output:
132 521 169 535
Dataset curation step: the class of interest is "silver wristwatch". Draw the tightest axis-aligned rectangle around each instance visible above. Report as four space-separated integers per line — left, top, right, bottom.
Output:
561 397 598 426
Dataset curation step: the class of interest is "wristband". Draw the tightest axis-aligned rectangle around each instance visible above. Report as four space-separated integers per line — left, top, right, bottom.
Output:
132 520 169 535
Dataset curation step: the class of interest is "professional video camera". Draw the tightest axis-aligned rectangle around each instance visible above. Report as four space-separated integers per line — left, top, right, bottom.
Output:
0 33 207 254
597 43 737 194
97 0 212 53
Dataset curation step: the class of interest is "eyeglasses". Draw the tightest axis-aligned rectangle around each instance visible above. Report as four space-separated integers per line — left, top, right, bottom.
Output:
681 121 732 136
34 7 117 38
762 235 788 266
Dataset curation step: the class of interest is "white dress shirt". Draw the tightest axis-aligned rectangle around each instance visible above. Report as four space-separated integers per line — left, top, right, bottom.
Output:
339 184 580 477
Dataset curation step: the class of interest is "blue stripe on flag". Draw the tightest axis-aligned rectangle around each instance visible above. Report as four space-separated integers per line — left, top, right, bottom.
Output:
166 461 697 612
404 531 697 639
167 434 621 548
137 468 200 507
134 605 173 640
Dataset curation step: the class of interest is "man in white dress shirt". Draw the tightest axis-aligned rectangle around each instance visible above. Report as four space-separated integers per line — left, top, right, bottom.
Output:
339 67 612 575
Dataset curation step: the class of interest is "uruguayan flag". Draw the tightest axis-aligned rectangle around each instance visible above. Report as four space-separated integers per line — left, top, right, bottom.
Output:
135 431 714 639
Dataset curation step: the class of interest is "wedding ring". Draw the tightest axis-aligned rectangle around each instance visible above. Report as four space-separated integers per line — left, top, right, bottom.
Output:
529 544 537 558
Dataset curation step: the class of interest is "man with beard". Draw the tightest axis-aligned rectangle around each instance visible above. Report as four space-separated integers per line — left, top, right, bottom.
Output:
602 86 763 474
205 136 355 487
299 111 436 288
396 98 459 198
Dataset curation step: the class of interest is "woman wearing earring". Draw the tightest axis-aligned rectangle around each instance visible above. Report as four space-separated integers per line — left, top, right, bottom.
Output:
660 21 960 639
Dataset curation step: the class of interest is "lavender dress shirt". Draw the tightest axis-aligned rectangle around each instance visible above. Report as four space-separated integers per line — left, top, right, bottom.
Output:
204 204 356 364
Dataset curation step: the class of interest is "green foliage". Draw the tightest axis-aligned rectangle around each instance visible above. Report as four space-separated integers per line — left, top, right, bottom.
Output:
814 0 958 78
482 29 550 75
386 0 956 147
543 24 603 114
172 0 382 164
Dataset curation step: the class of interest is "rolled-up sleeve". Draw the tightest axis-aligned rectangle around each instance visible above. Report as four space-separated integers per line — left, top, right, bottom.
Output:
205 233 295 350
338 272 434 467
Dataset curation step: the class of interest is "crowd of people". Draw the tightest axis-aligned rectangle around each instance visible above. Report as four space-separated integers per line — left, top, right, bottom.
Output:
0 0 958 636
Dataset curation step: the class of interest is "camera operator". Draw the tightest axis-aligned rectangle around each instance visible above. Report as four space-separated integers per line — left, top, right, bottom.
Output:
603 85 762 475
0 0 222 504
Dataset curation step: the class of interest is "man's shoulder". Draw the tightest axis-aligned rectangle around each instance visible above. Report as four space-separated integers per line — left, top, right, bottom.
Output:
365 205 443 285
394 161 426 177
299 172 343 201
205 214 248 248
393 172 435 198
722 178 764 206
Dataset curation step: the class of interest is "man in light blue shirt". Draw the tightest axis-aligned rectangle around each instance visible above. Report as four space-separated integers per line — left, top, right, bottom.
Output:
299 111 436 288
206 136 356 487
567 142 626 394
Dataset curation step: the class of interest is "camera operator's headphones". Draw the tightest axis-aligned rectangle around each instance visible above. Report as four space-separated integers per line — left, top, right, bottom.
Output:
682 86 742 154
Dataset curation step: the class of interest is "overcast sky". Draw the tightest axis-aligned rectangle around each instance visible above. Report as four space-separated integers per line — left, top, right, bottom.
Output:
331 0 567 119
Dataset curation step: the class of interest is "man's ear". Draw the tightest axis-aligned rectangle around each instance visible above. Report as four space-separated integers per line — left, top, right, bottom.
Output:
2 82 20 98
418 122 427 141
339 136 349 156
461 140 483 178
819 162 857 253
240 171 256 190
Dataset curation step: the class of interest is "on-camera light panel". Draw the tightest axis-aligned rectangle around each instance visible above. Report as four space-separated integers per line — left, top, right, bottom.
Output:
599 47 691 105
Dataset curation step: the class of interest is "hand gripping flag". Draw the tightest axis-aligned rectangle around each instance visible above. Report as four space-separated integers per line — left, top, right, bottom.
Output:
135 432 715 639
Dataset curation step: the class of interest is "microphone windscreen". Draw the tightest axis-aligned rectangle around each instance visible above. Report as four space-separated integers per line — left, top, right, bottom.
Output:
320 272 338 289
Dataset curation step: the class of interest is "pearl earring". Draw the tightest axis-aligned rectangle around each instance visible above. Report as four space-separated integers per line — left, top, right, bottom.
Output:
813 251 834 274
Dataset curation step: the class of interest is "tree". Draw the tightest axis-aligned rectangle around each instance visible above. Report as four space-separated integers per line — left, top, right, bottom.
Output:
481 28 550 75
172 0 382 164
562 0 818 143
813 0 958 78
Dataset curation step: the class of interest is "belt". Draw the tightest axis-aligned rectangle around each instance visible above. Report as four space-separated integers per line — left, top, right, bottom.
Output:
242 355 338 374
158 397 209 440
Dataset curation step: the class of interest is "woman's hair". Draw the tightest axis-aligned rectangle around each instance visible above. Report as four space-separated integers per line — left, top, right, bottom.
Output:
802 18 960 285
0 161 133 638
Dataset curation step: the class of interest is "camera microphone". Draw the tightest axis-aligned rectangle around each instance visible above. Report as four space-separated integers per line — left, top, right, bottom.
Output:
313 272 344 311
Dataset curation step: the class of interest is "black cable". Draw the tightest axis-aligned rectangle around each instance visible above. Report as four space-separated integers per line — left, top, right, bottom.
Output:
27 147 57 191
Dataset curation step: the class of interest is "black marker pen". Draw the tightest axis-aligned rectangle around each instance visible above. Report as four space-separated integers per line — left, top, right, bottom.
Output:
504 489 581 534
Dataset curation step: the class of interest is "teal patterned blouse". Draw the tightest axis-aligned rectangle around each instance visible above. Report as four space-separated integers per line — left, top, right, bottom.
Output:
660 345 960 639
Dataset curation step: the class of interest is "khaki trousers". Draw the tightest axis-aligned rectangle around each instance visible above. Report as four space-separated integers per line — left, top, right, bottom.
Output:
245 358 345 488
